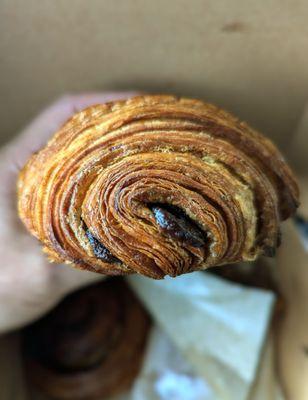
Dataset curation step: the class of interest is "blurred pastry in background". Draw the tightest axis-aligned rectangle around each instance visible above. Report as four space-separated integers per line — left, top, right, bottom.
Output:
22 278 151 400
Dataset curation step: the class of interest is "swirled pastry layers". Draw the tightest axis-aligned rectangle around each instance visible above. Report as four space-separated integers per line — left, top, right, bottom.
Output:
22 279 150 399
18 95 299 279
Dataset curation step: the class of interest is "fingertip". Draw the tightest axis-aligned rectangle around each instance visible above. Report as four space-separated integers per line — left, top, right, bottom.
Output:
68 91 140 111
7 91 140 166
54 263 105 297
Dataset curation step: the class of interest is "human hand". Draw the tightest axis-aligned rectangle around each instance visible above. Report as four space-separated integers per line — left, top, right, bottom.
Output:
0 92 136 333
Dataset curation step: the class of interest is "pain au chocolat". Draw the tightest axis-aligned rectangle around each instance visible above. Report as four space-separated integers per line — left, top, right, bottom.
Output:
18 95 299 279
23 279 150 400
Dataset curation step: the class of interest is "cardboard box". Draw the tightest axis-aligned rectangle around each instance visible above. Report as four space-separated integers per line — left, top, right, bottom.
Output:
1 0 308 157
0 2 307 399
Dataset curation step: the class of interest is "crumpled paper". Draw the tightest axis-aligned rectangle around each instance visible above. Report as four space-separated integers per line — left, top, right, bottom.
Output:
132 326 220 400
131 327 284 400
128 271 276 400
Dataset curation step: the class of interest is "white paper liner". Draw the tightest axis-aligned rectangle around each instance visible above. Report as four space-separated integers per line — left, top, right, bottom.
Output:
128 271 275 400
131 327 286 400
131 326 218 400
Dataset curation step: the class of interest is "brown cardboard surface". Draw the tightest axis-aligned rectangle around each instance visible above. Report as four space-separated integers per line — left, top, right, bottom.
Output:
291 111 308 175
276 219 308 400
0 2 307 400
1 0 308 156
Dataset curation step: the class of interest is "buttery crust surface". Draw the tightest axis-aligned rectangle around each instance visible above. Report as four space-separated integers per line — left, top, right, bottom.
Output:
18 95 299 278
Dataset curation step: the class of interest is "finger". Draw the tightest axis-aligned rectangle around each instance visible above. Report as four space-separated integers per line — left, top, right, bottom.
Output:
5 91 139 168
53 263 105 296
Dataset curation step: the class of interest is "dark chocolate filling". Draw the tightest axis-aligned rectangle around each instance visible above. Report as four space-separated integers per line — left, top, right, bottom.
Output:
262 245 276 258
85 229 120 264
149 204 206 248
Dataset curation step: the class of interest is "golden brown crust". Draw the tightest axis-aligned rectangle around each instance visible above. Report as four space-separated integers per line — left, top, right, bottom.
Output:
18 95 299 278
22 279 151 400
